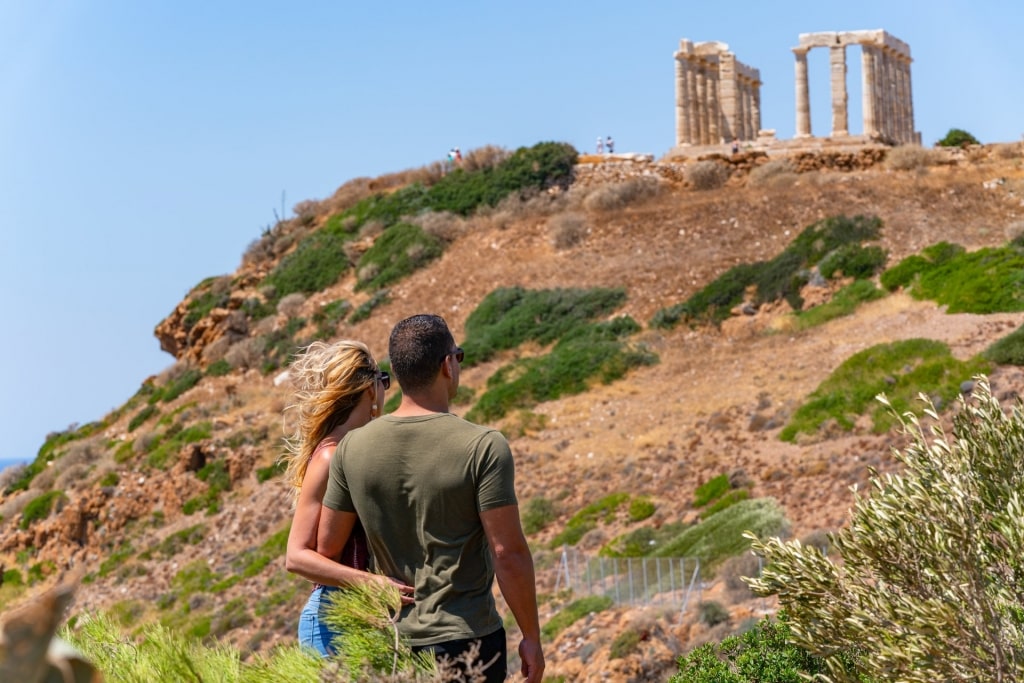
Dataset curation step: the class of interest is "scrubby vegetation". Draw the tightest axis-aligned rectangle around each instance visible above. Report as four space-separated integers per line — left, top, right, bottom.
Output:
882 239 1024 313
780 339 987 442
651 215 885 328
459 287 657 422
937 127 980 147
750 377 1024 682
652 498 788 575
258 142 577 304
789 279 886 331
671 611 854 682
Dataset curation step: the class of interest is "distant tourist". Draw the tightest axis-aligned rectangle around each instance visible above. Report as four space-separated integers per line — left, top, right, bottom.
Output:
282 340 412 657
731 137 740 155
596 136 604 154
455 147 462 164
606 135 614 154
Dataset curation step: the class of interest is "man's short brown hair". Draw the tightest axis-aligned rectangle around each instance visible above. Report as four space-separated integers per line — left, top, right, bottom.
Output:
388 314 455 393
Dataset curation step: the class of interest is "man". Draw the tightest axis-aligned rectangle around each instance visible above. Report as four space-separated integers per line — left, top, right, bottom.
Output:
318 314 544 683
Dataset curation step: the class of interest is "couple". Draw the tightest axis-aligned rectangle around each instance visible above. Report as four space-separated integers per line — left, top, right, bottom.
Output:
283 314 544 683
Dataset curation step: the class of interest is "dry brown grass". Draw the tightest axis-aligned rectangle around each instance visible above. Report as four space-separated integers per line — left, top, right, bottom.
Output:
547 212 588 249
582 177 663 212
685 161 731 190
884 145 944 171
748 159 798 188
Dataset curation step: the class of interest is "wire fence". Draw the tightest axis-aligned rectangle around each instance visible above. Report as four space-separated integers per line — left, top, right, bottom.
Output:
549 546 706 616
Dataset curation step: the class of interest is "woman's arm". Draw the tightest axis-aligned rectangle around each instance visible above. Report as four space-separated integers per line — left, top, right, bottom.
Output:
284 447 379 588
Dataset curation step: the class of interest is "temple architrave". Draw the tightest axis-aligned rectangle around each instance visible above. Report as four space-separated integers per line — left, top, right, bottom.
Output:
793 30 918 145
670 29 919 156
674 39 762 146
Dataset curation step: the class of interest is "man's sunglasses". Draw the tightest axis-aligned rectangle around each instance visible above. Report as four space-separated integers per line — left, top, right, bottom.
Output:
377 371 391 390
446 347 465 364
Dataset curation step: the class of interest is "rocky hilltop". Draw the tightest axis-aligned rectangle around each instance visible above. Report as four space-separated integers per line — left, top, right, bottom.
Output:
2 141 1024 681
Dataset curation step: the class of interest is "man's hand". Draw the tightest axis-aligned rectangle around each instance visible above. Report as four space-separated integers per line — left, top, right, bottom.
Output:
518 637 544 683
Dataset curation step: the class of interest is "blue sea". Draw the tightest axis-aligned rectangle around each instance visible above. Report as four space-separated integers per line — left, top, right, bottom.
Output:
0 458 27 473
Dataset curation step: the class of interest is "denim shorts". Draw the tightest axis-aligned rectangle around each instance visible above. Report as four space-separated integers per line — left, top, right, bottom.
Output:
297 585 342 657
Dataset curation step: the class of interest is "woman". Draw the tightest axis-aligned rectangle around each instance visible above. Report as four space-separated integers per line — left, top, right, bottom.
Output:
282 339 409 657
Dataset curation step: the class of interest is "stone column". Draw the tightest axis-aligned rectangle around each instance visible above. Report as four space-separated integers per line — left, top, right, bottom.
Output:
675 57 689 145
718 54 738 142
741 81 753 139
861 45 877 137
897 56 905 143
752 81 762 137
829 44 848 136
904 56 916 144
707 64 720 144
685 59 698 144
696 64 708 144
883 50 896 142
794 48 811 137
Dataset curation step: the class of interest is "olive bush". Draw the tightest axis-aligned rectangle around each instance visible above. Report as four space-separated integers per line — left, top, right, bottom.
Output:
748 376 1024 682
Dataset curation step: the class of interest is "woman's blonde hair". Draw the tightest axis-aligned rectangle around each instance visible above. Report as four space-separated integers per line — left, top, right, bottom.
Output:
282 340 378 495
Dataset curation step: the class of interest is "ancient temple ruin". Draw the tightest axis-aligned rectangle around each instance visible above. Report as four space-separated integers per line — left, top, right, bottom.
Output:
671 29 918 154
673 40 762 146
793 30 917 144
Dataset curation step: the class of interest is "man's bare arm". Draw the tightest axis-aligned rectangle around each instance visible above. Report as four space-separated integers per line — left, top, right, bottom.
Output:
480 504 544 683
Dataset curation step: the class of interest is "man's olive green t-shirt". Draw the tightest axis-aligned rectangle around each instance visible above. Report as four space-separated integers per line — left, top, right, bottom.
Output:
322 413 517 646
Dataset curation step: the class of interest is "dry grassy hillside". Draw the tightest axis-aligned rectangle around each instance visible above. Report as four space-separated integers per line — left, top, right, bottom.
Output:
2 143 1024 681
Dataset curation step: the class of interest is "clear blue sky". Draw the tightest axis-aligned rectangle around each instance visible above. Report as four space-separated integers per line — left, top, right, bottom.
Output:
1 1 1021 465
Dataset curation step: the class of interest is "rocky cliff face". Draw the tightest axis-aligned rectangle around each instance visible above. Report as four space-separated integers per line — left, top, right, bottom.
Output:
2 143 1024 681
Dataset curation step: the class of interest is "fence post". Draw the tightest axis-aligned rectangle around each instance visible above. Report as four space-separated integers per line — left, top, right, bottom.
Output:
554 545 571 593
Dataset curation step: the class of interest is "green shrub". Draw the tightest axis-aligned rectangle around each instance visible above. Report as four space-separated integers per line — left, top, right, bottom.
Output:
817 244 887 279
354 223 443 292
541 595 613 640
698 600 730 626
2 568 23 586
522 496 557 535
780 339 989 441
204 359 231 377
549 493 629 548
628 497 655 522
670 611 851 682
600 522 687 558
184 459 231 516
259 316 307 374
700 489 749 519
694 474 730 507
609 628 642 659
99 472 120 487
182 276 231 331
652 215 883 327
750 377 1021 682
653 498 788 574
984 323 1024 365
462 286 627 366
881 241 964 291
128 405 158 432
937 127 979 147
20 491 66 529
900 244 1024 314
467 317 656 422
311 298 351 340
262 227 355 301
148 524 207 559
348 289 391 324
97 543 135 578
146 421 212 470
160 368 202 403
255 458 287 483
790 279 886 331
